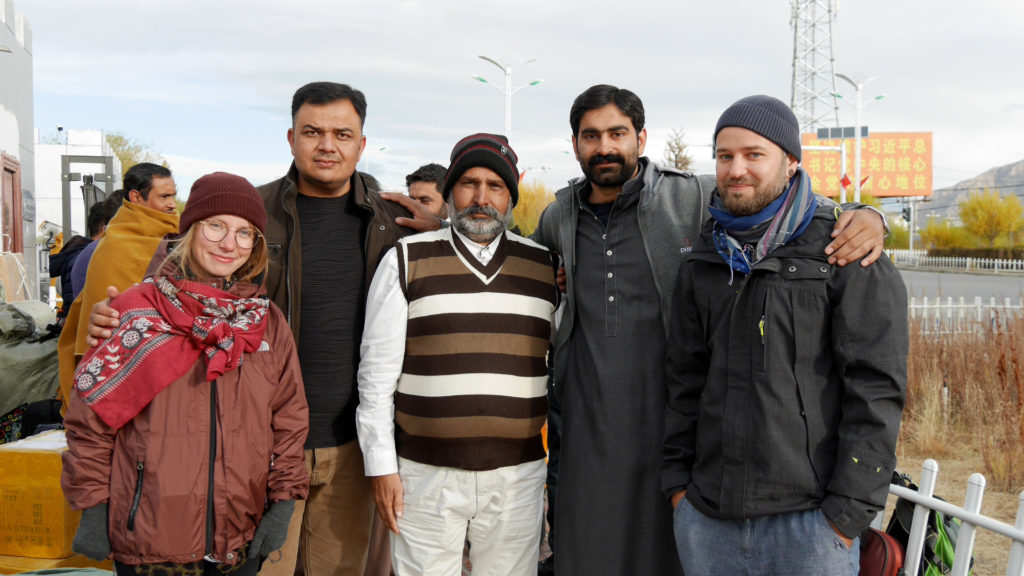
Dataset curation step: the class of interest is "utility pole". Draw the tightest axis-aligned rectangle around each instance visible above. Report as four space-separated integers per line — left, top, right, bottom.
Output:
789 0 840 132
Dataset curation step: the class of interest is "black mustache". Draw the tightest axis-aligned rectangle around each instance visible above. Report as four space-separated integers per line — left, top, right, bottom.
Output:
589 154 625 167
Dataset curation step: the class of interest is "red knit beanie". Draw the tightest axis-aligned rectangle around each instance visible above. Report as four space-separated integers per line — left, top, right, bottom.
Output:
180 172 267 234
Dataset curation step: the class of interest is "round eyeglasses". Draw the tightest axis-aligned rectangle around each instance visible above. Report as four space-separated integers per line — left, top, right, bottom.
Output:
199 219 261 249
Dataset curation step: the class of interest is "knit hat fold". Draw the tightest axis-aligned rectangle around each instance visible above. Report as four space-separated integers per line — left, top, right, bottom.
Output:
714 95 802 161
180 172 267 234
443 133 520 206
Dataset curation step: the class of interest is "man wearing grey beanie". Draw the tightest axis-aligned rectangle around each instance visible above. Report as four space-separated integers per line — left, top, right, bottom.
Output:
662 94 908 575
527 85 889 576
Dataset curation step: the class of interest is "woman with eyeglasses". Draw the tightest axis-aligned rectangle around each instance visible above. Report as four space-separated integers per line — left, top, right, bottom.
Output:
61 172 309 576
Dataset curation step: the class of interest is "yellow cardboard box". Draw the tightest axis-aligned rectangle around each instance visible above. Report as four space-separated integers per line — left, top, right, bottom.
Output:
0 552 112 574
0 430 78 559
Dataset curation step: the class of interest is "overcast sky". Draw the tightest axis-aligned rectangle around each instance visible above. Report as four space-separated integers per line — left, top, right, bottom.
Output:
16 0 1024 200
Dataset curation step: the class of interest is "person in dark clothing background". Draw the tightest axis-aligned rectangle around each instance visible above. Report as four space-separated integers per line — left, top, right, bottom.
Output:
67 190 124 303
50 196 114 319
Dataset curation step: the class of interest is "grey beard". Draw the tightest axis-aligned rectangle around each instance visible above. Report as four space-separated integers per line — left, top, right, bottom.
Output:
450 201 513 243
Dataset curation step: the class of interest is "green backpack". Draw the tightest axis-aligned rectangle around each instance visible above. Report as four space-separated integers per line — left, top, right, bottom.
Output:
885 471 974 575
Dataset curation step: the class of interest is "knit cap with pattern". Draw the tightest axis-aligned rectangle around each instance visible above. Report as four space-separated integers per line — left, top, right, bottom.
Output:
443 133 520 206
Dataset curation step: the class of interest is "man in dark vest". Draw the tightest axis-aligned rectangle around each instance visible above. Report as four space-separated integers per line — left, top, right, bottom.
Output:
356 133 559 576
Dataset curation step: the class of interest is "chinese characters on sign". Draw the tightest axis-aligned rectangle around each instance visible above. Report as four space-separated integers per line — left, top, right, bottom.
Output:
800 132 933 198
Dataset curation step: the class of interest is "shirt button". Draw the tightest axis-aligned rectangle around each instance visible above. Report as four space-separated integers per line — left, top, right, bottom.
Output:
379 225 386 231
819 266 828 273
607 272 613 278
788 265 797 272
602 233 607 240
606 250 613 256
608 296 615 302
226 553 234 560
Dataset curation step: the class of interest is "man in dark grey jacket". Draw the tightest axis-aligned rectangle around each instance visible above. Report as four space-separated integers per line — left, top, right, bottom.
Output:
661 95 907 575
532 84 890 576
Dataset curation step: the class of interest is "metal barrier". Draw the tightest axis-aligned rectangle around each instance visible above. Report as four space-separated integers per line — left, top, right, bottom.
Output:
909 296 1024 334
887 459 1024 576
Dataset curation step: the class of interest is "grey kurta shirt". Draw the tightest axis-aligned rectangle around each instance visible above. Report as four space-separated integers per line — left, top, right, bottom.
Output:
554 181 682 576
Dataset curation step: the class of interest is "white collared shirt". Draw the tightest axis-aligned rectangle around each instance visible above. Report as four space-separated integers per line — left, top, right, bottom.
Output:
355 228 502 476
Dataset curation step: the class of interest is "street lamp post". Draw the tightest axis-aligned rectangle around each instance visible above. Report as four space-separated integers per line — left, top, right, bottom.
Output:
472 55 543 140
834 73 885 203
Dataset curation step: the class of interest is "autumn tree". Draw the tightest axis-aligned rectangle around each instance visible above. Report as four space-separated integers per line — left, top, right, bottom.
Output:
884 222 909 249
917 218 977 250
662 128 694 172
512 180 555 237
106 131 169 173
958 188 1023 247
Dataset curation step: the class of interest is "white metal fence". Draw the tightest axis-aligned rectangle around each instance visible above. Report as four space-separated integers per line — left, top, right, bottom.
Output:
889 249 1024 274
885 459 1024 576
908 296 1024 334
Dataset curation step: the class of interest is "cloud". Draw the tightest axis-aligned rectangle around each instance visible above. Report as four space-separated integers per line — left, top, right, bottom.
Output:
16 0 1024 194
162 154 289 200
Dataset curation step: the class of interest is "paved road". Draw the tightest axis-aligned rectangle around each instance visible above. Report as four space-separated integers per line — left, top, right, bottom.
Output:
899 269 1024 301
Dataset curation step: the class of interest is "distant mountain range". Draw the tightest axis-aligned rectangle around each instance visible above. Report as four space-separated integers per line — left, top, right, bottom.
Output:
918 158 1024 220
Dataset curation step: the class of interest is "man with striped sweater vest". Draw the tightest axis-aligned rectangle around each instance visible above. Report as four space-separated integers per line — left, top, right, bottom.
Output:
356 134 559 576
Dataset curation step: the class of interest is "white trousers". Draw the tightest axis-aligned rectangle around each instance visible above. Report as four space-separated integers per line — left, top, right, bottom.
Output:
391 457 545 576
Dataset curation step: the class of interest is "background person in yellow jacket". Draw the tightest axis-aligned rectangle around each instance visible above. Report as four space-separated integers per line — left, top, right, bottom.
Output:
56 162 178 412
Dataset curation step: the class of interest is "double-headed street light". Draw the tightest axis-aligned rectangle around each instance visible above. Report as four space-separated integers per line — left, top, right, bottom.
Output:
471 55 543 140
834 73 886 203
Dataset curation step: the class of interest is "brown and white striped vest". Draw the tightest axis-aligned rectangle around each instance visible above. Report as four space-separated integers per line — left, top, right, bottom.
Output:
394 228 558 470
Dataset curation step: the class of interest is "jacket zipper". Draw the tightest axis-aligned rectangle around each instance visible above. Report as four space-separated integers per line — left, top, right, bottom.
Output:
205 380 218 556
126 459 144 531
759 290 769 369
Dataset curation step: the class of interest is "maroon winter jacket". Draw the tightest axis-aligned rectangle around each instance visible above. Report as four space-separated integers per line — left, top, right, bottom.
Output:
61 278 308 566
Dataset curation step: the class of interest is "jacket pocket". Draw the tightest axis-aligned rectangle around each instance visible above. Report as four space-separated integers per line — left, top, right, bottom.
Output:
127 459 145 531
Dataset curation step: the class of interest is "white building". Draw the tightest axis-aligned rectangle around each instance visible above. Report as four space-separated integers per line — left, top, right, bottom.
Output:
34 129 122 239
0 0 35 300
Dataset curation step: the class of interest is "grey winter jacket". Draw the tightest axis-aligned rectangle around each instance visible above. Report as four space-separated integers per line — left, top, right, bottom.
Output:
533 158 714 386
661 204 908 539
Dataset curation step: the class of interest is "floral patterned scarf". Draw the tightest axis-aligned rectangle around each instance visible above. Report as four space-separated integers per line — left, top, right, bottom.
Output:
73 275 268 429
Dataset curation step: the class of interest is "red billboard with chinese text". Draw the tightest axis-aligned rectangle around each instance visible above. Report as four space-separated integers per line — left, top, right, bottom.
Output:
800 132 932 198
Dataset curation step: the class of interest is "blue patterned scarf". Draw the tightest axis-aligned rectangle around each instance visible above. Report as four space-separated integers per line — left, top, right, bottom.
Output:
709 167 817 281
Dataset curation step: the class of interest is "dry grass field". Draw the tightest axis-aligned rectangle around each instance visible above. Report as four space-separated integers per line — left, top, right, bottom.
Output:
892 317 1024 574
